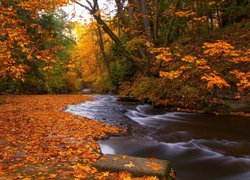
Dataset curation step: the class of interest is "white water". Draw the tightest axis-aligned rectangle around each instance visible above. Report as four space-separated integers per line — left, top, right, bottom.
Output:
66 95 250 180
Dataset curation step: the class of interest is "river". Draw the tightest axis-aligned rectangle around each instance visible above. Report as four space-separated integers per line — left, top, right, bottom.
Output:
66 95 250 180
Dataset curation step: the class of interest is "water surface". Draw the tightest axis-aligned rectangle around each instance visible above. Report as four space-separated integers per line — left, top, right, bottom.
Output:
66 95 250 180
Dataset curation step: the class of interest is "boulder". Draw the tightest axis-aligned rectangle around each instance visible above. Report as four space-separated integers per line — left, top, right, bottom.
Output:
93 154 174 179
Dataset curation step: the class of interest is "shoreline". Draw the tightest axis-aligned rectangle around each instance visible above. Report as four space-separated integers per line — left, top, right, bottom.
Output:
0 94 137 179
117 95 250 117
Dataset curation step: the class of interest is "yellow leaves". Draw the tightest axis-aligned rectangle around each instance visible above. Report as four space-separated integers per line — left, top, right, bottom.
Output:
42 66 53 71
74 163 92 172
155 54 172 62
17 42 24 48
8 32 19 38
93 10 101 16
181 55 197 63
124 161 135 168
160 70 182 79
151 47 173 62
145 162 162 171
195 59 211 70
122 155 128 159
146 41 154 48
0 95 121 179
0 0 68 80
103 171 109 177
201 73 230 89
117 171 133 180
193 16 207 21
231 56 250 63
27 55 33 61
49 174 57 178
179 65 190 70
36 55 42 59
175 10 196 17
203 40 240 57
230 70 250 91
71 22 104 82
231 49 250 63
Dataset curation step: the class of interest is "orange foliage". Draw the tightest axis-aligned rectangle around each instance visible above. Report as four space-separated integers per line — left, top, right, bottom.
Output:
175 10 196 17
145 162 162 171
203 40 240 57
0 95 161 179
0 0 71 79
201 73 230 89
181 55 197 63
159 70 182 79
231 49 250 63
69 22 104 82
230 70 250 91
154 40 248 95
0 95 121 179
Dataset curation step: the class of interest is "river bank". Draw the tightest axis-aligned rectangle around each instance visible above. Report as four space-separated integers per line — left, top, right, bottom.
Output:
117 91 250 117
0 94 158 179
67 94 250 180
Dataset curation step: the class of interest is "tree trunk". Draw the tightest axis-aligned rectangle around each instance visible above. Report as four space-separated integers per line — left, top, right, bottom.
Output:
141 0 153 42
75 0 134 62
93 14 134 61
153 0 159 43
97 26 111 75
164 0 180 46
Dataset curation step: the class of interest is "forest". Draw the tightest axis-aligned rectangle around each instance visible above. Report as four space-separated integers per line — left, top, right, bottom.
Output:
1 0 249 113
0 0 250 179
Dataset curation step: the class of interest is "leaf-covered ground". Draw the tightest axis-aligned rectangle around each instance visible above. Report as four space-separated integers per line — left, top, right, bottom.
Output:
0 95 160 179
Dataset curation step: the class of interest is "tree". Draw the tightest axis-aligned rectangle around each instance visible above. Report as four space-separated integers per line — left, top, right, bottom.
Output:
0 0 70 80
0 1 76 93
75 0 134 62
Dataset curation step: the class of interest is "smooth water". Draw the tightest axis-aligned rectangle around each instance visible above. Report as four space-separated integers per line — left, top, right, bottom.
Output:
66 95 250 180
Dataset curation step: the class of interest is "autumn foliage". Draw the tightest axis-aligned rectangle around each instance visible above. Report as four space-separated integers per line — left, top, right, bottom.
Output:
0 0 70 79
0 95 111 178
0 95 167 179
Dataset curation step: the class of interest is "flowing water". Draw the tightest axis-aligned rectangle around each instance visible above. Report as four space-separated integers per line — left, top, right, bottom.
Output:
66 95 250 180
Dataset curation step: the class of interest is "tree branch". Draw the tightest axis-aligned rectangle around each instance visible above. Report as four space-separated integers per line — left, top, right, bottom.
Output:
86 0 94 9
75 1 92 12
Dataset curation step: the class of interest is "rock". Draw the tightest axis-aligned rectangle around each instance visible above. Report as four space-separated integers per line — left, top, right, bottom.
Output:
82 88 92 94
93 154 173 179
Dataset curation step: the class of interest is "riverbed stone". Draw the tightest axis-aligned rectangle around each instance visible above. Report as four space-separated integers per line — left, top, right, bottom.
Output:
93 154 173 179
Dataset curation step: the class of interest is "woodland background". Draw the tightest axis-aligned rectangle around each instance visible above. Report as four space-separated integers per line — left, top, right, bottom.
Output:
0 0 249 113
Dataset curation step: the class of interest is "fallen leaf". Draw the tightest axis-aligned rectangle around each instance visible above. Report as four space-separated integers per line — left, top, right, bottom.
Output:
124 161 135 168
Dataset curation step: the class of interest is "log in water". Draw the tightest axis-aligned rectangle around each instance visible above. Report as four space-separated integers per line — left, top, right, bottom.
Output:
66 95 250 180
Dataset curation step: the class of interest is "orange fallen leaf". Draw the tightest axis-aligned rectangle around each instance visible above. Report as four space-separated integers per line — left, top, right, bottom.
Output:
103 171 109 177
146 162 162 171
49 174 57 178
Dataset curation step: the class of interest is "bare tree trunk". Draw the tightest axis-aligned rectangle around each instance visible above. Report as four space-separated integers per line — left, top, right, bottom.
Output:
164 0 180 46
141 0 153 42
97 26 111 75
115 0 123 36
94 14 134 61
75 0 134 62
127 0 147 60
154 0 159 43
115 0 126 25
